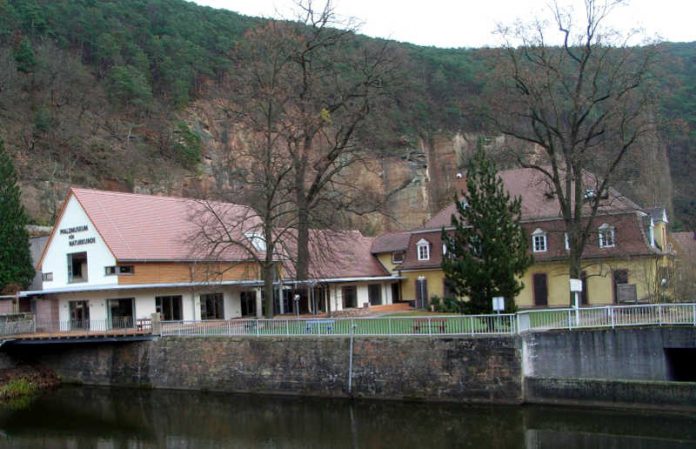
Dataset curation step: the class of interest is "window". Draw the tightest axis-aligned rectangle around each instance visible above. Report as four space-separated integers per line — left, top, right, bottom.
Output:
200 293 224 320
245 232 267 252
342 286 357 309
67 252 88 283
240 291 257 317
42 272 53 281
368 284 382 306
564 233 570 251
532 229 547 253
598 224 616 248
417 239 430 261
156 295 183 321
105 265 134 275
392 251 405 264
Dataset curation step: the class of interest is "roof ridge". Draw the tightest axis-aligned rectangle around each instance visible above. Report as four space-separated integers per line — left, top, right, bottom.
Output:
72 187 197 203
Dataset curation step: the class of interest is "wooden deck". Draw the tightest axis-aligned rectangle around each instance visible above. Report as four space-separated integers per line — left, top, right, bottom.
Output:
2 327 154 344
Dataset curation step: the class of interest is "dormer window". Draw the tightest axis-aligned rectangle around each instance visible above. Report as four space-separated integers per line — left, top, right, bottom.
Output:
245 232 267 252
648 219 655 248
417 239 430 261
532 229 547 253
392 251 405 264
564 233 570 251
598 224 615 248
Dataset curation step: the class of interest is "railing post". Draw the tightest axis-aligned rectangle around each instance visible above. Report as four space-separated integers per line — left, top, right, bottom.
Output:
693 304 696 327
428 317 432 336
388 317 392 336
568 310 573 330
658 304 663 326
256 320 260 337
286 320 290 336
610 307 615 329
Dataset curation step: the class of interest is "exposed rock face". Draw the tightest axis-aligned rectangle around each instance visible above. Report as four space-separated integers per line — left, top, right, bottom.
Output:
19 98 673 234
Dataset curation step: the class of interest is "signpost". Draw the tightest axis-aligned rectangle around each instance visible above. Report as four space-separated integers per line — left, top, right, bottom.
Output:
492 296 505 315
570 278 583 327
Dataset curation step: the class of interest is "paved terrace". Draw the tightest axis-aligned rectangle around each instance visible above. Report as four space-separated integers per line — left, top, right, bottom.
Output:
1 303 695 342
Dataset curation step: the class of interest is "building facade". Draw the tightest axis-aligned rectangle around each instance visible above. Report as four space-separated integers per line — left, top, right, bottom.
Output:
21 188 396 328
372 168 674 308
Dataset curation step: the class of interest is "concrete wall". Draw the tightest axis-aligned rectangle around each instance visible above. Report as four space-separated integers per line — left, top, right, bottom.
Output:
9 336 523 404
522 327 696 380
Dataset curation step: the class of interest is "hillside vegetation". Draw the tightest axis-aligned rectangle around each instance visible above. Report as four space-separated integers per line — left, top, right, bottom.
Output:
0 0 693 228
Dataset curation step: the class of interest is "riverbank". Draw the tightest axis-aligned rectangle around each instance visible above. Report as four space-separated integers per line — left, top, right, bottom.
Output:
2 326 696 411
0 365 60 401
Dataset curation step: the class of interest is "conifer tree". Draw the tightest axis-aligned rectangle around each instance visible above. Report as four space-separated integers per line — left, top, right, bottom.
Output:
0 139 34 293
442 148 532 314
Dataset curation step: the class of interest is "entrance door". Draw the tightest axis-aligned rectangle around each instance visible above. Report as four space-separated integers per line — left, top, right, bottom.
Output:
613 270 629 303
240 291 256 317
69 301 90 330
391 283 401 303
368 284 382 306
533 273 548 306
108 298 134 328
156 295 183 321
415 278 428 309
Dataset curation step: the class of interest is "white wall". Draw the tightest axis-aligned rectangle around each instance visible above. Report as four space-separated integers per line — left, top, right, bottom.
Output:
41 196 117 289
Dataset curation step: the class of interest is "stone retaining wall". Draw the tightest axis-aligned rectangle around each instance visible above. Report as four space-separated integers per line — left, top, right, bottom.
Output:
8 336 523 404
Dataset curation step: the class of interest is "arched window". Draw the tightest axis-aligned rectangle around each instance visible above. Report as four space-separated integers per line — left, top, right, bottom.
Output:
598 224 616 248
416 239 430 261
532 228 547 253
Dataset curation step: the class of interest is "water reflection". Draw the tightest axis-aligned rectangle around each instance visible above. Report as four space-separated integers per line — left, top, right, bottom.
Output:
0 386 692 449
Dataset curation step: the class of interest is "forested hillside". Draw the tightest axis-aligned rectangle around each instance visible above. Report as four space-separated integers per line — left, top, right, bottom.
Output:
0 0 693 229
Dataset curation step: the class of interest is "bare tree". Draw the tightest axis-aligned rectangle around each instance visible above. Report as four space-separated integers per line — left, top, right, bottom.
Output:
236 1 396 285
491 0 658 280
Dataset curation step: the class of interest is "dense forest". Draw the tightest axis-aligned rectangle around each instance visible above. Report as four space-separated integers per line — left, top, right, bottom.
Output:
0 0 693 229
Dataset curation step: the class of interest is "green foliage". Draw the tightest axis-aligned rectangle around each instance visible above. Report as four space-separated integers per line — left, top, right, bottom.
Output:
172 122 201 168
430 295 464 313
33 107 54 134
13 38 35 73
442 146 531 314
0 139 35 292
0 378 37 399
107 65 153 108
3 0 252 106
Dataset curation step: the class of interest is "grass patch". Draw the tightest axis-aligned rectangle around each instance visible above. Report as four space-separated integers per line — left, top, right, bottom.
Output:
0 378 39 400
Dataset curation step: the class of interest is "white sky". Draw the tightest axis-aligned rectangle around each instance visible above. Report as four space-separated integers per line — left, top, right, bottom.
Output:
192 0 695 48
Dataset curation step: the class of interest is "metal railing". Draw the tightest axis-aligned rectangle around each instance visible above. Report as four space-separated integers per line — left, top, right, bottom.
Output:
517 303 696 332
160 314 518 337
14 317 151 336
1 303 695 339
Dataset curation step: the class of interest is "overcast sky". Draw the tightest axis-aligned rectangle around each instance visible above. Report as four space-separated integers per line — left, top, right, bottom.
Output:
192 0 695 48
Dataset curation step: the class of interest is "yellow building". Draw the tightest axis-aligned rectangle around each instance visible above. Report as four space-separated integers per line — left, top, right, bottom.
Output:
372 168 674 308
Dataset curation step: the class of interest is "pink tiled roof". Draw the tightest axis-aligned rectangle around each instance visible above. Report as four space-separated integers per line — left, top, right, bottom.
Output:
371 231 410 254
283 230 390 280
672 232 696 257
71 188 261 262
424 167 641 229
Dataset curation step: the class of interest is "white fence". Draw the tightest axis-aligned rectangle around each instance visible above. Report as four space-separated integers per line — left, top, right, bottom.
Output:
517 303 696 332
160 314 518 337
1 303 695 338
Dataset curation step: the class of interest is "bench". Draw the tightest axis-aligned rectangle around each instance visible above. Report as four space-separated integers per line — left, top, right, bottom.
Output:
305 319 335 334
412 318 446 333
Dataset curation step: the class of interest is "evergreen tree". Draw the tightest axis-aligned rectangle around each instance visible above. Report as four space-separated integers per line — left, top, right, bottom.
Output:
0 139 34 293
442 148 532 314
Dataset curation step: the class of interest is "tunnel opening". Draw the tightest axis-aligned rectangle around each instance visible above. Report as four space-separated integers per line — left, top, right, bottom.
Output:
665 348 696 382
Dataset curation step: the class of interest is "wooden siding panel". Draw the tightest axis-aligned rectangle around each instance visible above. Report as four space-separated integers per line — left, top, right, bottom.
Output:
118 262 260 285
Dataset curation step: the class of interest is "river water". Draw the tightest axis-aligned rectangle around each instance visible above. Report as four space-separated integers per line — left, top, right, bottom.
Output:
0 386 694 448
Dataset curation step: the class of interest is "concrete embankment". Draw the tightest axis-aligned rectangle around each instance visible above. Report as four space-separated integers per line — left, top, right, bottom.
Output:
3 327 696 410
